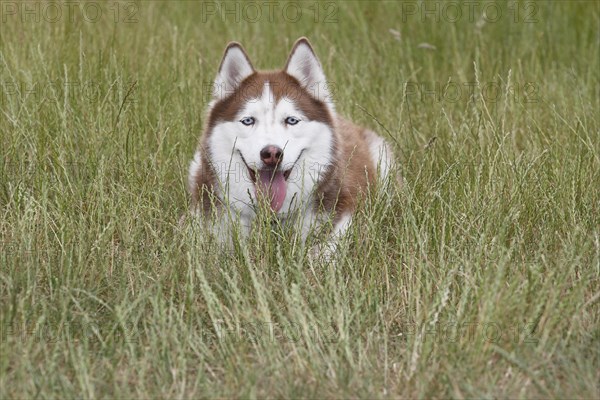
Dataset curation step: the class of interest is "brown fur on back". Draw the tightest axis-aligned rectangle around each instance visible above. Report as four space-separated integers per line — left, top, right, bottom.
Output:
315 116 377 222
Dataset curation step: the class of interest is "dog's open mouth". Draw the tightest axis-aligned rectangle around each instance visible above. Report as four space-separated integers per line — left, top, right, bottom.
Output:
248 168 290 212
239 150 303 213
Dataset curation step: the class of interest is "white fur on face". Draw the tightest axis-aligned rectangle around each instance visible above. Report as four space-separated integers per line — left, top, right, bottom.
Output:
206 82 334 216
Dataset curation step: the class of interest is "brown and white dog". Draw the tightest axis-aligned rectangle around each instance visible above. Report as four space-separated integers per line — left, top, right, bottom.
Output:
188 38 398 248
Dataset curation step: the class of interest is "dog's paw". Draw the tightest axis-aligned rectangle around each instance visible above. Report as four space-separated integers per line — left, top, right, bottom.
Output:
309 239 341 263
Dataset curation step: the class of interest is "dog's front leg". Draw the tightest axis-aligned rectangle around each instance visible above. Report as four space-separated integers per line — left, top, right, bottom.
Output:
298 208 319 243
215 211 252 248
185 208 251 251
323 213 353 259
308 212 353 261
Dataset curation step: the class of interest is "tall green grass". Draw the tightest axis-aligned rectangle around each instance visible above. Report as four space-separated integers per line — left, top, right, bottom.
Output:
1 1 598 397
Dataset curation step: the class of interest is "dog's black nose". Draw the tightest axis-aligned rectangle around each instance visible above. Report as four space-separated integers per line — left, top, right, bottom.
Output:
260 145 283 167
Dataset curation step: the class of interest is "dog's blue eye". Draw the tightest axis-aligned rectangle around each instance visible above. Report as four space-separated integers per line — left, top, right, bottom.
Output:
285 116 300 126
240 117 255 126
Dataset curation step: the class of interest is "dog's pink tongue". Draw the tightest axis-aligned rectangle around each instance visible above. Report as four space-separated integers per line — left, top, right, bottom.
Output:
257 170 287 212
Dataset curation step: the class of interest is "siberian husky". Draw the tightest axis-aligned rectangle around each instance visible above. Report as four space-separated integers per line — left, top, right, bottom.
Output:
188 37 398 249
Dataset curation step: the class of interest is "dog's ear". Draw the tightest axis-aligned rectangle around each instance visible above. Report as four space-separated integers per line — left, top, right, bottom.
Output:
213 42 254 101
285 37 332 105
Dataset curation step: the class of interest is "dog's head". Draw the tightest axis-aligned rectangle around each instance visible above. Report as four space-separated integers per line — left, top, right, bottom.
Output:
204 38 336 215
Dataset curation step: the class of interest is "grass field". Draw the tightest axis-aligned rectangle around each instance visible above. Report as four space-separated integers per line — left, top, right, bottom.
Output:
1 0 599 398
